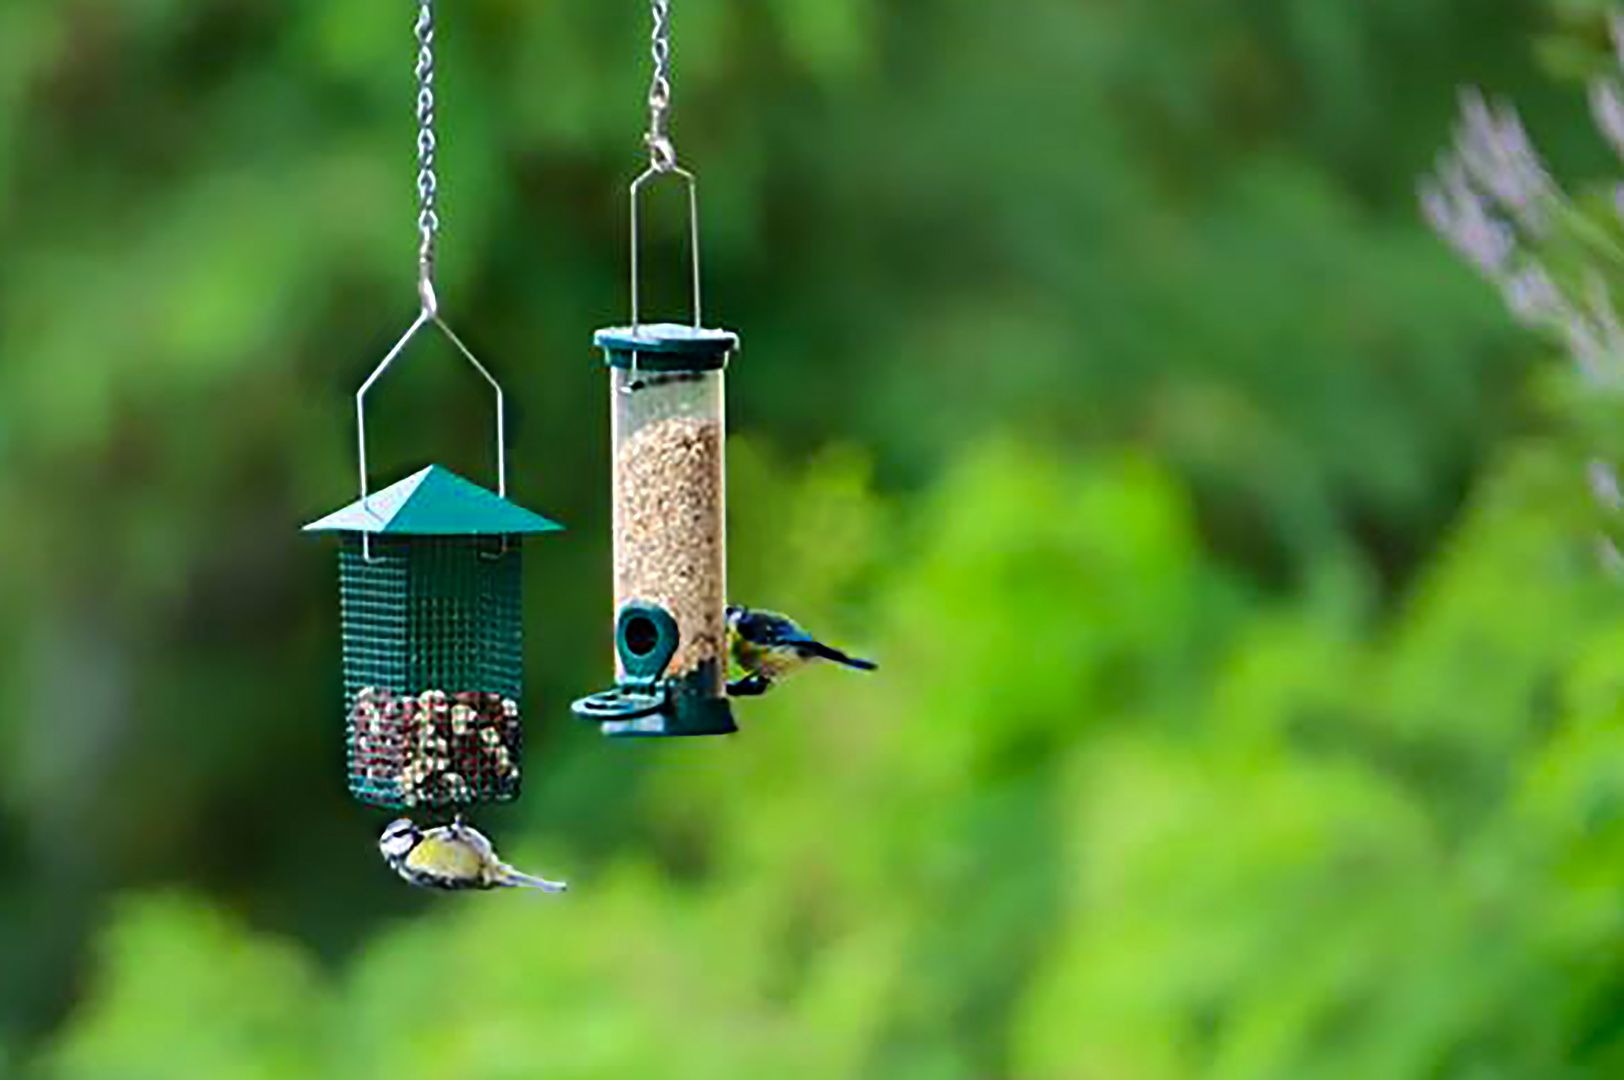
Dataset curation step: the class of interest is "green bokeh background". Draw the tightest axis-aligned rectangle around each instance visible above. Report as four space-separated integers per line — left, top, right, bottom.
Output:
3 0 1624 1077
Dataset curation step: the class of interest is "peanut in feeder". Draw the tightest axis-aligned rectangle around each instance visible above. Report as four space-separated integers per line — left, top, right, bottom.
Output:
572 0 739 738
304 0 562 810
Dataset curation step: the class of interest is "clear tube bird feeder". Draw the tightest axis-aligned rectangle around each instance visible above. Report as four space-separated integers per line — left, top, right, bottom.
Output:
573 149 740 732
572 0 740 735
577 323 737 737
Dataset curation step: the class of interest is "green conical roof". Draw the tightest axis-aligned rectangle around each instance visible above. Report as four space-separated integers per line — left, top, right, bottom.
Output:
303 465 564 536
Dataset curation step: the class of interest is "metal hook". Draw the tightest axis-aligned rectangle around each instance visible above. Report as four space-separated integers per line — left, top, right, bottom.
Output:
418 261 439 318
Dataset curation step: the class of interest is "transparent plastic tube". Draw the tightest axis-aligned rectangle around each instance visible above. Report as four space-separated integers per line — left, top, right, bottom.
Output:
611 365 726 694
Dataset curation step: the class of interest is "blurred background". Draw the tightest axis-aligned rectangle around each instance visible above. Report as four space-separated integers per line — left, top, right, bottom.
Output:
5 0 1624 1076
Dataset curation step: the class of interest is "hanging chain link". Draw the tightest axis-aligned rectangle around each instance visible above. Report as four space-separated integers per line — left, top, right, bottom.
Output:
645 0 677 172
414 0 440 312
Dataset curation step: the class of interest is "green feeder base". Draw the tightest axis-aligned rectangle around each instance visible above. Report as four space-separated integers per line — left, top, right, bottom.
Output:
571 601 737 737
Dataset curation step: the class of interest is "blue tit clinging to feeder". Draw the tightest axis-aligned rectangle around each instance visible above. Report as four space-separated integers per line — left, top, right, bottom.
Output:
726 605 878 697
379 817 568 892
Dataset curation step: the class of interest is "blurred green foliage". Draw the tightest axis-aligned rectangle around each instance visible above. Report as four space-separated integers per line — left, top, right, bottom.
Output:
1 0 1620 1077
35 441 1624 1079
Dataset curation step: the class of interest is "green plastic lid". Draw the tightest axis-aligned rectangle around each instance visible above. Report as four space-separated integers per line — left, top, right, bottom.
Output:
303 465 564 536
596 323 738 372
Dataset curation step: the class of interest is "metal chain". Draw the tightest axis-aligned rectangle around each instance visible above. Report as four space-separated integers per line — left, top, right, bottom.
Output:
414 0 440 313
646 0 677 172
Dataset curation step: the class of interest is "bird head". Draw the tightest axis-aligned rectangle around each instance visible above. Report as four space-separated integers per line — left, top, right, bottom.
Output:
725 605 744 629
379 818 422 862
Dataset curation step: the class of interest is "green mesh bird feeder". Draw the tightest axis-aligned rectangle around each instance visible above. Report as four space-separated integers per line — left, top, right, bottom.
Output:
571 0 739 738
304 0 562 807
306 466 561 810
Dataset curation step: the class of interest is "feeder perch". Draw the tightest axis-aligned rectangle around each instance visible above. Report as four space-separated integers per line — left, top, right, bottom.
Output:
572 323 738 736
306 465 562 809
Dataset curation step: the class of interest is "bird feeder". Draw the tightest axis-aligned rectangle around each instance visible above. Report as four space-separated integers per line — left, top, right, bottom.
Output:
571 0 740 736
304 0 564 811
573 324 738 737
306 465 561 809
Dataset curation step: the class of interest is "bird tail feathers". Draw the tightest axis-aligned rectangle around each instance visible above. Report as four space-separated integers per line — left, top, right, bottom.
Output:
806 641 878 671
499 866 569 892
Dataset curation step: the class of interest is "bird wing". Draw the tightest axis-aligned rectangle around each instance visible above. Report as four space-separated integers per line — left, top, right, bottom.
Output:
743 610 812 646
448 820 499 860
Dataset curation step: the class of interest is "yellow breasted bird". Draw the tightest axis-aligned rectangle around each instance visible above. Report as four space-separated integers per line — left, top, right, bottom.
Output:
379 817 568 892
726 604 877 697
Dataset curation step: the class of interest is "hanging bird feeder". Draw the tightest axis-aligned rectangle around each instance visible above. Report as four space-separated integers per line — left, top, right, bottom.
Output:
574 323 737 738
305 0 563 809
305 467 560 809
573 0 739 737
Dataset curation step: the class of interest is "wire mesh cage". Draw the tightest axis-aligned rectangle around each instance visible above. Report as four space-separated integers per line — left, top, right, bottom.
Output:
298 0 570 812
307 465 561 809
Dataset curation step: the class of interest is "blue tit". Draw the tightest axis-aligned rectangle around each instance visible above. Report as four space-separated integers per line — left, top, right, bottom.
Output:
379 817 568 892
726 604 878 697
